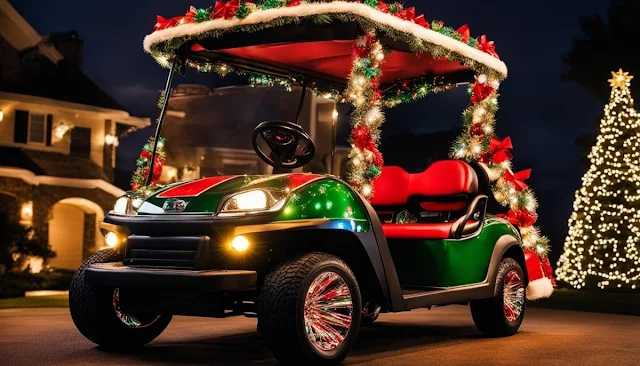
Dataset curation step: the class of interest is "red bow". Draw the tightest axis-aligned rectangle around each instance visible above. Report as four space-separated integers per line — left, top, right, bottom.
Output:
490 136 513 164
413 14 430 28
478 35 500 59
470 82 494 103
396 6 416 21
212 0 240 20
153 15 183 31
286 0 301 6
503 169 531 192
498 209 537 227
191 43 206 52
456 24 471 43
183 6 197 24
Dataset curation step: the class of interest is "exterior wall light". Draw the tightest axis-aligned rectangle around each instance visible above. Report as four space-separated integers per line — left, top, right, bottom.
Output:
20 201 33 225
105 134 120 147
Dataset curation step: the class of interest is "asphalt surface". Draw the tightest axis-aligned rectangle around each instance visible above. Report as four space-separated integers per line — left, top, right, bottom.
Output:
1 306 638 366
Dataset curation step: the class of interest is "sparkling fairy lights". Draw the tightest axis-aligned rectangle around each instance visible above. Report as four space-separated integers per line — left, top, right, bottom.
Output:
557 69 640 290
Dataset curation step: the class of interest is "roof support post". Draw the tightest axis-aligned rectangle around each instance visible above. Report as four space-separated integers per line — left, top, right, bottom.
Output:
146 58 180 186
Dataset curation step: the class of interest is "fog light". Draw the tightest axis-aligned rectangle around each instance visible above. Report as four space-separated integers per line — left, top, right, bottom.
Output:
105 231 119 247
230 235 250 252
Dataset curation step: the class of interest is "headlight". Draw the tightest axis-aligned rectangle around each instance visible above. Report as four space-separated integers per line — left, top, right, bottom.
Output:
220 189 286 215
112 195 145 215
113 196 130 215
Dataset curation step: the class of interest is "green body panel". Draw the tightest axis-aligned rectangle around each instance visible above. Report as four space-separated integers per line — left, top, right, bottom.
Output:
137 175 368 232
275 179 370 231
388 216 520 288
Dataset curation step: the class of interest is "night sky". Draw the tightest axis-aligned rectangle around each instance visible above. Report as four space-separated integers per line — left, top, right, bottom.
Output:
13 0 612 264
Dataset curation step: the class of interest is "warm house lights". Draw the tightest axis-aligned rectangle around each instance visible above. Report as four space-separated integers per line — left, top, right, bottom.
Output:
20 201 33 224
557 69 640 290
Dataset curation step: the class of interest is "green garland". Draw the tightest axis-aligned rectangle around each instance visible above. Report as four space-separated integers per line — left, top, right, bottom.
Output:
149 1 505 89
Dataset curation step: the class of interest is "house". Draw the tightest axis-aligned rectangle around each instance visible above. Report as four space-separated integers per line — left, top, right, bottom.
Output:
0 0 149 271
160 83 350 182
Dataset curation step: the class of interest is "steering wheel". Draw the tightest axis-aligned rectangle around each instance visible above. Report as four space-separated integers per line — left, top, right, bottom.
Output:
252 121 315 170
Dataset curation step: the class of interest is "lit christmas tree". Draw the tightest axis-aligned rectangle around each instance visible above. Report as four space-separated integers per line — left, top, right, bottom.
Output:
557 69 640 290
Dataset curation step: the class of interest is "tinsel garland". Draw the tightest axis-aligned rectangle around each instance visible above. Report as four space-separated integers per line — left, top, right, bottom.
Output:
346 31 387 198
450 75 550 260
145 1 506 83
131 137 166 193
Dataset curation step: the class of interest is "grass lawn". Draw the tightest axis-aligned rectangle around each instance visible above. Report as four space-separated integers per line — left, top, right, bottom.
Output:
528 288 640 316
0 294 68 309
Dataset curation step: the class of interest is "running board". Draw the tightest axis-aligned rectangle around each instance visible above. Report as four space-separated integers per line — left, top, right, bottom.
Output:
401 282 495 309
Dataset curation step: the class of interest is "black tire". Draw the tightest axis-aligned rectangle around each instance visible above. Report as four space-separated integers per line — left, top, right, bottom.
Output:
258 252 362 365
470 257 526 337
361 303 381 326
69 249 172 350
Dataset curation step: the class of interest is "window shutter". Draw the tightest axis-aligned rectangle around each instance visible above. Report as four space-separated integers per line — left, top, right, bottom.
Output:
46 114 53 146
14 110 29 144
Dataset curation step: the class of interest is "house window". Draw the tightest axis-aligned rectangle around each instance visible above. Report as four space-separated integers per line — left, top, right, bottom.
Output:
28 113 46 144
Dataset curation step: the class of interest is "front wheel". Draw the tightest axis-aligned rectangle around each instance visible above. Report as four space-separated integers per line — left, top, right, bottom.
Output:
470 257 526 337
258 252 362 365
69 249 172 350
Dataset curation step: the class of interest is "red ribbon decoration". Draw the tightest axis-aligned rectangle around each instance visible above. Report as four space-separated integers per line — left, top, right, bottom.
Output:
413 14 430 28
396 6 416 21
286 0 301 6
470 82 494 103
498 209 538 227
183 6 197 24
490 136 513 164
456 24 471 43
478 35 500 59
503 169 532 192
153 15 183 31
377 1 390 13
212 0 240 20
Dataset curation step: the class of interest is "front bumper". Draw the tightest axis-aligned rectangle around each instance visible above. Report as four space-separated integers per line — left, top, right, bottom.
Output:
85 262 257 291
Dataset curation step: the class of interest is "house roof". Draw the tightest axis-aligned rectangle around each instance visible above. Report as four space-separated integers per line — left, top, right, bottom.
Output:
0 1 134 114
0 53 127 112
0 146 109 181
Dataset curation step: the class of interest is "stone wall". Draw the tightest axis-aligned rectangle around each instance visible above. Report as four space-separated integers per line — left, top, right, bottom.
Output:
0 177 116 249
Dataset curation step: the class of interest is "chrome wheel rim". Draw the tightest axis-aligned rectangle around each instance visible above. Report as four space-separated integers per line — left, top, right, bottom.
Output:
304 271 353 352
112 288 160 329
503 270 525 323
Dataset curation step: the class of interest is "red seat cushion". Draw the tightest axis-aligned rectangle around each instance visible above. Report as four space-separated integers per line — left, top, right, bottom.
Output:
370 166 410 206
409 160 478 197
382 223 453 239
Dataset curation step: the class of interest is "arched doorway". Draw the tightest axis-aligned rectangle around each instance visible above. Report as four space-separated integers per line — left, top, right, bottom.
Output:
48 198 105 270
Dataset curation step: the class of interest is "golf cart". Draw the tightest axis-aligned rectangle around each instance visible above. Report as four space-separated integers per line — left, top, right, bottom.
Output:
70 1 551 364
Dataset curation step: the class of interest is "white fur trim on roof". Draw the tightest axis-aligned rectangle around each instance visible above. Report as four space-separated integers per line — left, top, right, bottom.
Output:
526 277 554 300
143 1 508 77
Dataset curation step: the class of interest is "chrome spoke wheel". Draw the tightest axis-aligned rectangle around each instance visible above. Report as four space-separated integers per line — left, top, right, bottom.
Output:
503 270 525 323
112 288 160 329
304 271 353 352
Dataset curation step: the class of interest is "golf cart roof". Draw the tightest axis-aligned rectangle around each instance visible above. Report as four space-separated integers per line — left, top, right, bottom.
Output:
144 2 507 91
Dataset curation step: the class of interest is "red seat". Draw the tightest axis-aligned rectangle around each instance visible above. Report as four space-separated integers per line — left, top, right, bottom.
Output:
371 160 478 210
370 166 411 207
382 223 453 239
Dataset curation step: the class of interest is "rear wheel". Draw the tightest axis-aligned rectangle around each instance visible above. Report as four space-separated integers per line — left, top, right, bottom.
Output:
258 252 361 364
69 249 172 350
470 257 526 337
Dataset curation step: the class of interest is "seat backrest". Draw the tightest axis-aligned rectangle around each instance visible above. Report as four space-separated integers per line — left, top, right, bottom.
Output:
370 166 410 207
410 160 478 212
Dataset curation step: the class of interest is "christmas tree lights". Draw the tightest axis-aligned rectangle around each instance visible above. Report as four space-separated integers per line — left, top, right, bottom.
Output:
557 69 640 290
